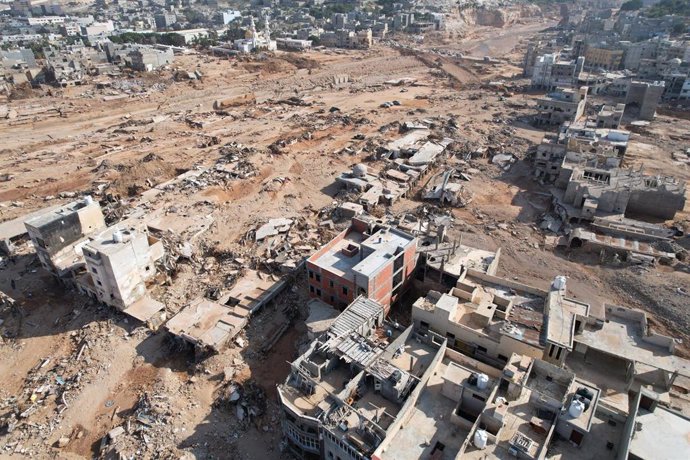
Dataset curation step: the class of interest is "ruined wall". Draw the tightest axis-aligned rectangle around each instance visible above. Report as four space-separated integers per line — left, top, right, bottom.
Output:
626 188 686 220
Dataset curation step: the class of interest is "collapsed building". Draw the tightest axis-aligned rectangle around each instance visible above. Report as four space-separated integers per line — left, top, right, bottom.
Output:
558 165 686 222
534 87 588 127
336 128 449 210
534 121 630 185
531 104 685 261
336 164 410 209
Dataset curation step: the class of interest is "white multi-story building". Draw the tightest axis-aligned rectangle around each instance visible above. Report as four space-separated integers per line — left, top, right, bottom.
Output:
679 78 690 101
81 225 164 310
27 16 65 26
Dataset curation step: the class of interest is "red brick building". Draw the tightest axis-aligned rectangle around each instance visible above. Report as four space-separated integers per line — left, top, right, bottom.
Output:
306 217 418 313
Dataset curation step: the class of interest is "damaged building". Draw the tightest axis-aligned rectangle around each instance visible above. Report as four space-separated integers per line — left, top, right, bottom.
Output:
278 295 444 460
534 87 588 127
24 196 107 280
534 122 631 185
78 224 165 323
558 165 686 221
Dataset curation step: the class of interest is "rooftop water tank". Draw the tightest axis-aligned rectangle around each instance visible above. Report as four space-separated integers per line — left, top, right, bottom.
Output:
552 275 567 291
352 163 368 178
569 399 585 418
112 229 123 244
474 429 488 449
477 373 489 390
83 195 94 205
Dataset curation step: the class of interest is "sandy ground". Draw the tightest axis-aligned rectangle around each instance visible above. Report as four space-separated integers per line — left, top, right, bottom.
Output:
1 19 689 460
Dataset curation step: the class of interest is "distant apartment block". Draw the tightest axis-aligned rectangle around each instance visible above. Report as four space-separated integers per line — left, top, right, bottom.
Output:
128 47 174 72
154 12 177 29
320 29 372 50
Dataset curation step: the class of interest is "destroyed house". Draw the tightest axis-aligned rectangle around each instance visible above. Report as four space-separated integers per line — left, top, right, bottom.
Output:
534 86 588 127
559 166 686 221
24 196 106 277
277 296 444 460
306 217 418 311
0 202 66 255
336 164 409 209
165 270 286 351
534 122 631 185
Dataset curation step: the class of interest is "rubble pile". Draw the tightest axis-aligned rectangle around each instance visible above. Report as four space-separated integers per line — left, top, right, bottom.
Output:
98 390 182 458
236 215 338 273
215 379 267 426
287 108 371 132
0 310 126 456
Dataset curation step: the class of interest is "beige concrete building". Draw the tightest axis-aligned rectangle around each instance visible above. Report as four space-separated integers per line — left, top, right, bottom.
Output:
81 225 164 311
24 196 106 278
410 275 589 368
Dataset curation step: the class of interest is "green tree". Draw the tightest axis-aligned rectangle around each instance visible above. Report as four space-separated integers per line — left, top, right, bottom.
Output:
308 35 321 46
645 0 690 18
183 9 206 25
620 0 643 11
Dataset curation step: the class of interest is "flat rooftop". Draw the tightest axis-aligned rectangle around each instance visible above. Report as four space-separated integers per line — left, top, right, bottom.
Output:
0 202 66 241
545 291 589 350
389 331 437 377
548 408 624 460
311 226 414 280
354 227 414 278
562 379 600 433
281 363 351 417
416 281 546 348
629 406 690 460
566 347 630 413
464 386 549 460
380 359 466 460
575 308 690 376
84 226 146 255
24 198 95 228
310 230 364 282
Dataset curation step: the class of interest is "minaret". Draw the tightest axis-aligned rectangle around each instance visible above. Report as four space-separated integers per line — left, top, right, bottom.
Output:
264 14 271 40
250 16 257 48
